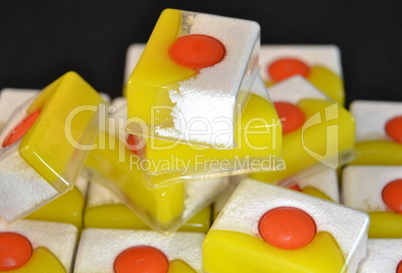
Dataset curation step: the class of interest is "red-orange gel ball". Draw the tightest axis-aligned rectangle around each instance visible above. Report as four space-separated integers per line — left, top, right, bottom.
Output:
267 58 310 82
287 183 302 192
2 109 41 148
382 179 402 214
397 260 402 273
0 232 33 271
385 116 402 143
114 246 169 273
274 102 306 134
169 34 225 69
126 134 145 156
258 207 317 250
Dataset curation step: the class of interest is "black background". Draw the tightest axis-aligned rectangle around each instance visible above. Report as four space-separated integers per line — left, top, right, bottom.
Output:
0 0 401 107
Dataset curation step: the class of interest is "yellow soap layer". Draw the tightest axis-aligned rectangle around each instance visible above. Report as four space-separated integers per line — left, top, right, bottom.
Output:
168 260 197 273
20 71 103 192
203 230 345 273
307 65 344 106
84 204 211 233
25 186 84 229
368 211 402 238
3 247 66 273
301 186 333 202
351 141 402 165
250 99 354 183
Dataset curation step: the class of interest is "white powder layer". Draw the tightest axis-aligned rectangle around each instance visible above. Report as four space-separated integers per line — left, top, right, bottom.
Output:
0 219 78 272
0 144 59 221
342 165 402 212
86 181 122 208
259 45 342 82
286 167 340 202
358 239 402 273
0 88 39 130
184 177 228 218
75 175 89 196
250 75 271 100
213 179 369 273
0 91 38 144
267 76 329 104
350 100 402 142
74 229 205 273
213 177 243 218
156 11 260 148
110 97 128 117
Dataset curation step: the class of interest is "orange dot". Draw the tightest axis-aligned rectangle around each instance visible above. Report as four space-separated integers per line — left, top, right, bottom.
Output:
397 260 402 273
2 109 41 148
267 58 310 82
0 232 32 271
287 184 302 192
385 116 402 143
169 34 225 69
382 179 402 214
126 134 145 156
258 207 316 250
114 246 169 273
274 102 305 134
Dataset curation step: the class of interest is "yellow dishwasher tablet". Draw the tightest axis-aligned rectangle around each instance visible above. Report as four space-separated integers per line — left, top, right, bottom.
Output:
0 72 103 222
